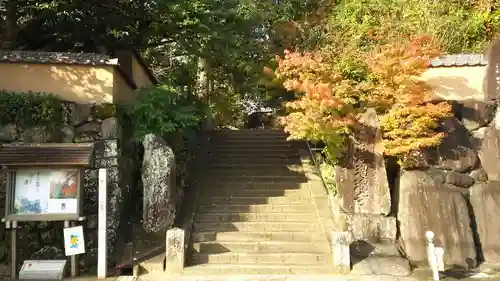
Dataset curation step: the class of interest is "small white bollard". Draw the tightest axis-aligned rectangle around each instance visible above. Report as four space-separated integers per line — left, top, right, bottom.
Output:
435 247 444 271
426 231 443 281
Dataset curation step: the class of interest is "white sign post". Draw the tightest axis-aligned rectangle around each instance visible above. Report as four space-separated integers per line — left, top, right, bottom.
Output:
97 169 108 279
97 169 107 279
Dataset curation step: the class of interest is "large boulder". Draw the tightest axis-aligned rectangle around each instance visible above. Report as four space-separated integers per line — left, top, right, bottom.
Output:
410 118 478 172
460 100 496 131
346 213 397 242
351 255 411 276
469 182 500 263
335 109 391 215
397 170 476 267
350 240 411 276
476 127 500 181
141 134 177 233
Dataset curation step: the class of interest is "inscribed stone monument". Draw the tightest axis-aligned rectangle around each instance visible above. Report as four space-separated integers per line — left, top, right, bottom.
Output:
141 134 177 233
334 109 390 215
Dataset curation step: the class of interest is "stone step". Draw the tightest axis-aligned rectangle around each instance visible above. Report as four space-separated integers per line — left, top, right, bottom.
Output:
207 152 300 161
194 212 316 222
211 135 288 141
207 163 303 170
196 204 315 213
205 167 304 176
208 153 299 159
182 264 334 275
193 222 321 232
135 253 164 275
212 137 289 144
211 143 297 149
200 176 307 184
209 156 301 164
215 128 286 133
203 173 306 179
214 128 286 133
210 144 297 150
201 188 310 198
198 196 310 205
213 130 288 138
192 231 327 243
198 182 309 190
207 147 298 155
192 241 329 254
212 140 290 146
208 151 298 157
190 252 329 265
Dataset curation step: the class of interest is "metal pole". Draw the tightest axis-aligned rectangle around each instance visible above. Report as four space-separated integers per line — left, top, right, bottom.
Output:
97 168 107 279
64 220 77 277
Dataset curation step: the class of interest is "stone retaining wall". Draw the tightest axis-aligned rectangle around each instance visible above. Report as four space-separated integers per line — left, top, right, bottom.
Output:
332 97 500 272
0 101 136 275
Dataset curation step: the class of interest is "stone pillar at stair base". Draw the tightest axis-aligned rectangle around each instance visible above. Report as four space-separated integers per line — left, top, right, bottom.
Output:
332 231 351 273
166 227 185 274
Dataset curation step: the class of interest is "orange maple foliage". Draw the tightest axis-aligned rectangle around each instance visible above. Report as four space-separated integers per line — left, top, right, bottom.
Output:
274 35 452 161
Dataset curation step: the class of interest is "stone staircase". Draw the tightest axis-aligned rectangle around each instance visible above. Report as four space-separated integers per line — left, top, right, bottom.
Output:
183 129 334 275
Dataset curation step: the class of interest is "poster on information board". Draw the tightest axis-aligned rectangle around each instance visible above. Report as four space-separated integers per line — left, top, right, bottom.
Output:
7 169 82 220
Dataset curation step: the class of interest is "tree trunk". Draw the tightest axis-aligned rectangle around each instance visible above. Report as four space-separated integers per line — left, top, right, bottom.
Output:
1 0 19 49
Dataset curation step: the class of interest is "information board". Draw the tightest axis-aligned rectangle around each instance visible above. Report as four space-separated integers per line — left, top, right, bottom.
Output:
18 260 66 280
12 169 79 216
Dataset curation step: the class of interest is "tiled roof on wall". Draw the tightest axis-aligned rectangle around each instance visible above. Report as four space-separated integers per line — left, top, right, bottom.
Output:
0 51 118 65
430 54 487 67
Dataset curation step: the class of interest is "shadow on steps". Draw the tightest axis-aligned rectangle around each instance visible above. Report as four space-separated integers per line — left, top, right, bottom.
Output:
186 129 331 272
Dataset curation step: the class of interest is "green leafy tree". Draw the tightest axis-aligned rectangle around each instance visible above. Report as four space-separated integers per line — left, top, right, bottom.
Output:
128 85 206 139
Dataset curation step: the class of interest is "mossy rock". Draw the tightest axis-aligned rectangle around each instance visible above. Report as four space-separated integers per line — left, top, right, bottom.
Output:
92 103 116 120
0 91 64 127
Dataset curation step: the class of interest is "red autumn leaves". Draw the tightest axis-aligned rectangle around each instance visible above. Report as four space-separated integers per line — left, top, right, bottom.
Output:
271 35 452 159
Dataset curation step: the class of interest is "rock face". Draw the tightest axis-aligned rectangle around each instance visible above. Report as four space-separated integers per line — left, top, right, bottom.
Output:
142 134 177 233
350 240 410 276
476 127 500 181
346 213 397 241
422 118 478 172
397 170 476 267
445 171 475 188
335 109 390 215
351 255 411 276
469 181 500 263
460 100 496 131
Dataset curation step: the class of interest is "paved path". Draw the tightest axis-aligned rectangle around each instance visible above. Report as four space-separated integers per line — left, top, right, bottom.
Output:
132 272 500 281
65 269 500 281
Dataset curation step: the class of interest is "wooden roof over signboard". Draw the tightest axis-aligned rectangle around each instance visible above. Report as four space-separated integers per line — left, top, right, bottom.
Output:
0 143 94 167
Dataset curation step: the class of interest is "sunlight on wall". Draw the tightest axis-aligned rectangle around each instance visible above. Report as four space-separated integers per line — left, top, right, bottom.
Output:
420 66 487 101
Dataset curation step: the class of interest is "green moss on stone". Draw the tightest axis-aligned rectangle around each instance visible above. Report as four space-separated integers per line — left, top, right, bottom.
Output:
0 91 64 127
92 103 116 120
